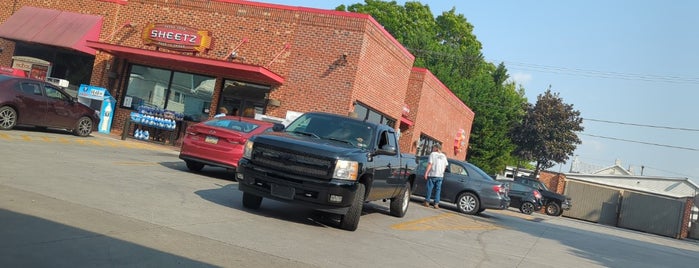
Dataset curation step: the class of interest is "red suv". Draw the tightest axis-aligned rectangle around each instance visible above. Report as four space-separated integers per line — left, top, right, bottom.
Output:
0 75 97 136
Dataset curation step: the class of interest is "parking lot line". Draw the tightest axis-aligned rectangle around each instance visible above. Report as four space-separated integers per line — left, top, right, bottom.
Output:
113 161 158 166
391 212 501 231
1 131 178 152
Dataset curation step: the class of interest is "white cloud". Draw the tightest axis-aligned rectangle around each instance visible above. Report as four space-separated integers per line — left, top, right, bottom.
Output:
509 72 532 86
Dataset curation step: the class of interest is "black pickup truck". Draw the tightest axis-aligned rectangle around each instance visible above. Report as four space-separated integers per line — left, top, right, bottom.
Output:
236 112 417 231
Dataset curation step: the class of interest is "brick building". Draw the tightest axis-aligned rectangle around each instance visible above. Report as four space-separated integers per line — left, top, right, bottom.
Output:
0 0 474 158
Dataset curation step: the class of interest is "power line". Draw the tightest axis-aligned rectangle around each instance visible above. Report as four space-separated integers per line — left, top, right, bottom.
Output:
641 165 695 178
580 133 699 151
501 61 699 84
403 45 699 84
584 118 699 132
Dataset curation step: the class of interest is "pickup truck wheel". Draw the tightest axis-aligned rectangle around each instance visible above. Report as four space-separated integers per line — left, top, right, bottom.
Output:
339 184 365 231
389 182 410 217
185 160 204 172
545 202 562 216
242 192 262 209
520 202 535 215
456 192 480 215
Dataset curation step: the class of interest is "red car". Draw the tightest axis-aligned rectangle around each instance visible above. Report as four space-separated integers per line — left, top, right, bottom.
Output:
0 66 27 77
0 74 98 137
179 116 284 172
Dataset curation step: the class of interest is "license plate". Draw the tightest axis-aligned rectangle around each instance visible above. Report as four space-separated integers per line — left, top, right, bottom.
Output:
205 136 218 144
271 184 295 200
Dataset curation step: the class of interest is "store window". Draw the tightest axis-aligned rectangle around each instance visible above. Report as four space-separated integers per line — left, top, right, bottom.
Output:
14 42 95 92
122 64 214 122
417 134 441 157
353 102 396 127
218 79 270 117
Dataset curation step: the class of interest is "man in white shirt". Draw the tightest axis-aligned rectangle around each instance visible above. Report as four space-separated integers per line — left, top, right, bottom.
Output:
423 144 447 209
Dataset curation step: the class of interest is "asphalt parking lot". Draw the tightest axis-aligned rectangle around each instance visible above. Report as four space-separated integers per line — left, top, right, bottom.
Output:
1 129 698 267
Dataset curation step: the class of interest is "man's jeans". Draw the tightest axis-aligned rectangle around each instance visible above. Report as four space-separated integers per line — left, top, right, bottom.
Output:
425 176 443 204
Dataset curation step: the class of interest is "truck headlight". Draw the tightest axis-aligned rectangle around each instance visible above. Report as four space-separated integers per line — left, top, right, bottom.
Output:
333 160 358 181
243 140 254 159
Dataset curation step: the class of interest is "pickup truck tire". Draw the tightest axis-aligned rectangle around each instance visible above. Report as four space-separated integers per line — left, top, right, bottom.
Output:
520 202 535 215
242 192 262 209
389 182 410 217
185 160 204 172
456 192 480 215
339 184 365 231
545 202 562 216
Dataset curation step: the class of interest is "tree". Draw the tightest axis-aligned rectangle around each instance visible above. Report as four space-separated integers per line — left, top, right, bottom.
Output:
337 1 528 174
510 89 583 176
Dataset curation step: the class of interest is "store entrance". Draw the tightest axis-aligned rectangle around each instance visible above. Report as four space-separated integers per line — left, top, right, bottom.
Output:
219 79 271 117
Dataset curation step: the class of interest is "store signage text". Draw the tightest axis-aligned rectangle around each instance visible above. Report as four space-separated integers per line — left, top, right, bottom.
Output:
78 84 107 100
142 23 211 52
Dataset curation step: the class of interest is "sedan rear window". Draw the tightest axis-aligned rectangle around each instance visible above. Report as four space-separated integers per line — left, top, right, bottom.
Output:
204 119 260 133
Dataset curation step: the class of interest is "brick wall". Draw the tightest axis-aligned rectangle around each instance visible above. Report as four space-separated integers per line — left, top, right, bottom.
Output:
539 171 567 194
679 197 693 239
402 68 474 158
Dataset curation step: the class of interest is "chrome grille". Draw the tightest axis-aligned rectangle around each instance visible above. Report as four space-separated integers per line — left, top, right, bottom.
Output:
252 144 333 178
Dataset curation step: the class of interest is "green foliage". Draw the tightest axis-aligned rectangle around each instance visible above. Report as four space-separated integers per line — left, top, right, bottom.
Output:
338 1 529 175
509 89 584 176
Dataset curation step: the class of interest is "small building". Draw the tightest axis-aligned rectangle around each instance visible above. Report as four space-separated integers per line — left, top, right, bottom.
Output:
539 170 699 240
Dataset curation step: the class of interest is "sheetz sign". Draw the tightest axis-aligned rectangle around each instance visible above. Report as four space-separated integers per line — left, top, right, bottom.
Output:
143 23 212 52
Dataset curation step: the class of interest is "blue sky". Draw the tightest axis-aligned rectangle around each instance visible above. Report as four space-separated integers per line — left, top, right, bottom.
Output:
255 0 699 184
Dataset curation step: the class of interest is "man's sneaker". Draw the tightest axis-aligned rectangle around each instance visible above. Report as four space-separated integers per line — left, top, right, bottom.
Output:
434 204 440 209
423 202 429 207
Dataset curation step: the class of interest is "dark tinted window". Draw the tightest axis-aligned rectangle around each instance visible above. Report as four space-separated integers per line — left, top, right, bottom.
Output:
465 163 494 180
45 86 69 101
20 82 42 96
510 182 531 192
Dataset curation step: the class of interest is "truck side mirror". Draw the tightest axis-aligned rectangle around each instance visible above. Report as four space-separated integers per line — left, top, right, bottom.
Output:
272 123 285 132
374 145 397 156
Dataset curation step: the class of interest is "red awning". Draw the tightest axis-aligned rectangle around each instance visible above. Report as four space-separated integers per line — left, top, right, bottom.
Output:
86 41 285 85
0 6 103 55
400 117 414 126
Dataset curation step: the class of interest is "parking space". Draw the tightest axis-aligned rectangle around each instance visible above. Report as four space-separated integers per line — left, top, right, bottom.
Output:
2 128 698 267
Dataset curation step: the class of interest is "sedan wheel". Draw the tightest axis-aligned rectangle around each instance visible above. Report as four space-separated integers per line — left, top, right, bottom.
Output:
185 160 205 172
520 202 535 215
0 106 18 130
456 192 480 215
73 116 93 137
